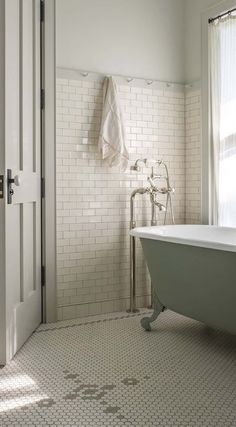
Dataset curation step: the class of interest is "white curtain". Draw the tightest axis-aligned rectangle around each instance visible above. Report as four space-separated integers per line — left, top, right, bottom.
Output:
210 15 236 227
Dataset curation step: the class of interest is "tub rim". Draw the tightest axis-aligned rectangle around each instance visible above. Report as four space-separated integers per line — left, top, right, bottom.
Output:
130 224 236 253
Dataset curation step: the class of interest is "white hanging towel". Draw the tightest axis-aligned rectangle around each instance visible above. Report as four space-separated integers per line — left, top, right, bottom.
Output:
98 76 129 171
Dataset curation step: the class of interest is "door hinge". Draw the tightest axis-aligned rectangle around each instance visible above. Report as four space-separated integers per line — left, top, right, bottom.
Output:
41 265 45 287
41 177 45 199
41 89 45 110
0 175 4 199
40 0 45 23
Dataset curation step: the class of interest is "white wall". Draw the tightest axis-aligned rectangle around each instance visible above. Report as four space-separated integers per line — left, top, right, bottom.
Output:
56 73 185 320
56 0 185 83
185 87 201 224
184 0 223 82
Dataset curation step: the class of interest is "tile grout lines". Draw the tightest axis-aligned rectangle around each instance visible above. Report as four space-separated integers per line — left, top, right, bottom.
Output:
35 311 152 334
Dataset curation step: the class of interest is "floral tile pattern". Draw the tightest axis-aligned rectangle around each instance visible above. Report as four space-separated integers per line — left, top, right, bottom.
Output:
0 310 236 426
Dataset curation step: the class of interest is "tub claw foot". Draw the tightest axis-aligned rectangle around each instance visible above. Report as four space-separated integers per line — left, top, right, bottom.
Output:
141 294 164 331
141 317 152 331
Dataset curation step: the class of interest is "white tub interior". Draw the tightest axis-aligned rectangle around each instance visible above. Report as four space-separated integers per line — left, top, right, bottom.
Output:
130 225 236 252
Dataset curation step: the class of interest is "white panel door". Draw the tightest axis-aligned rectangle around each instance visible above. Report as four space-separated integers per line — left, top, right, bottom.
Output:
2 0 42 363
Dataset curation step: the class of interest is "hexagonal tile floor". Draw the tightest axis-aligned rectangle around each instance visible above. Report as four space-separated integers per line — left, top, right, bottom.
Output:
1 310 236 426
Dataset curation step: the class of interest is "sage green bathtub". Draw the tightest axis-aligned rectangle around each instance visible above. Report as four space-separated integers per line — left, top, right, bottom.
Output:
139 238 236 335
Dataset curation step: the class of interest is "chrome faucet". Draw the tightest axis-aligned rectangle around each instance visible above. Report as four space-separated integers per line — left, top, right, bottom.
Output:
128 159 175 313
148 160 175 194
130 158 175 220
149 190 166 212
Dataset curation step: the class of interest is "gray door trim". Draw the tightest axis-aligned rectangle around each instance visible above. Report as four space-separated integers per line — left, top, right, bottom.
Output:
41 0 57 323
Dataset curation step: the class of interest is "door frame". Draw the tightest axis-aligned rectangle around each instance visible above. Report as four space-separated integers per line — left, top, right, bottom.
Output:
0 0 6 364
0 0 57 361
41 0 57 323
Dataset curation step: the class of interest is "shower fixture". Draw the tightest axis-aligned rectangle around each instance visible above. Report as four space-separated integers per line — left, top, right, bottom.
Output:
130 158 160 172
128 159 175 313
130 158 146 172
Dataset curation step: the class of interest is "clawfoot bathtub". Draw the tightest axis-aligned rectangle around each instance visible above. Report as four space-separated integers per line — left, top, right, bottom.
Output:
130 225 236 335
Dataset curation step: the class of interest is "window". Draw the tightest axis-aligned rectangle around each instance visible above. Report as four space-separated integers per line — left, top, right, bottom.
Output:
209 13 236 226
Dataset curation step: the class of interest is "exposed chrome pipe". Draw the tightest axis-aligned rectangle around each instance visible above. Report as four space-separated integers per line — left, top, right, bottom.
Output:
130 187 148 228
151 201 157 226
128 159 175 312
128 185 168 313
128 187 149 313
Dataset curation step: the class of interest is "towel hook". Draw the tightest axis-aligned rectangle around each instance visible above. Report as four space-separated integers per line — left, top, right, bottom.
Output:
80 72 89 77
126 77 134 83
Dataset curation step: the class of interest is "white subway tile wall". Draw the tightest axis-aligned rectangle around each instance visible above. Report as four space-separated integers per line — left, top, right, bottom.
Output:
185 89 201 224
56 74 186 321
